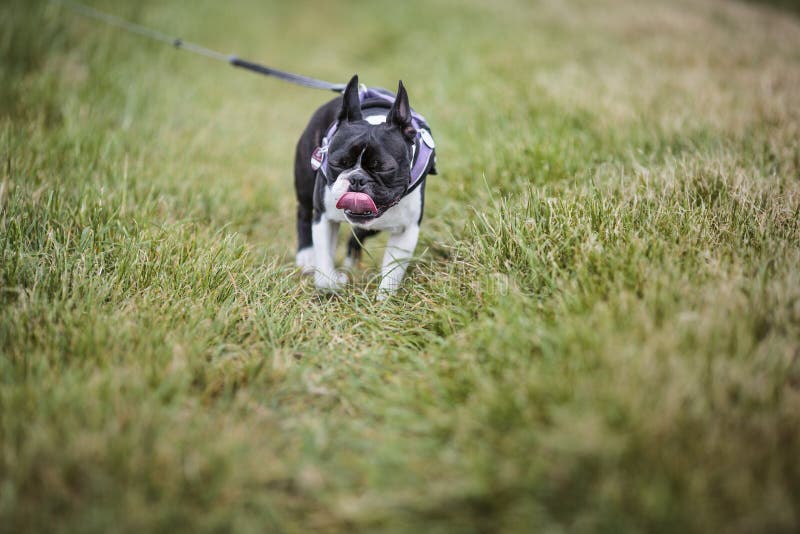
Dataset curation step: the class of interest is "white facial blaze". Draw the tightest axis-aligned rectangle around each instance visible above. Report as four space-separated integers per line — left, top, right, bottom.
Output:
325 148 367 215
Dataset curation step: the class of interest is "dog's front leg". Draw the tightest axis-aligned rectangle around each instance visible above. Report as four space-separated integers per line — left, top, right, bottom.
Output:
312 215 347 291
377 224 419 300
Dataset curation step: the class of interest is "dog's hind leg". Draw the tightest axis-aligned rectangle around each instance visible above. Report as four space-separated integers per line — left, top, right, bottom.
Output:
344 228 379 269
296 204 314 274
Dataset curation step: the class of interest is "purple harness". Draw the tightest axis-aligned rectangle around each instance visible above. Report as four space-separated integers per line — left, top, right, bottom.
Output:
310 86 436 196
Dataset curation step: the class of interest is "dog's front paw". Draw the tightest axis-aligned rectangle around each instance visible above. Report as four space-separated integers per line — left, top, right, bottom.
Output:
376 282 399 301
314 270 349 292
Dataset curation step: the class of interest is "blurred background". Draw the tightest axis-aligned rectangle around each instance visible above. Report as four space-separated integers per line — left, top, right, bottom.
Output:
2 1 800 532
4 0 796 263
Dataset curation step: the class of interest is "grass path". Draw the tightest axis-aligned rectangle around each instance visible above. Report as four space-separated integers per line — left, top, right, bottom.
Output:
2 0 800 531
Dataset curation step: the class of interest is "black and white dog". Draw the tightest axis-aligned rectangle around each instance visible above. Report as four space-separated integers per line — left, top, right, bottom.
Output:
293 75 436 299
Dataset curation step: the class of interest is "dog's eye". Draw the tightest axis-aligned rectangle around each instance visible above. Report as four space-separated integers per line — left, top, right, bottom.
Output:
368 159 382 171
335 157 353 168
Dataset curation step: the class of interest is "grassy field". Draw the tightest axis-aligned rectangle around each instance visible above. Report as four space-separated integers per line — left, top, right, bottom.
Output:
2 0 800 531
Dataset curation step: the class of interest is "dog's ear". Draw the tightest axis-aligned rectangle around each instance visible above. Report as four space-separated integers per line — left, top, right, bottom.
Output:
387 80 416 142
338 74 363 123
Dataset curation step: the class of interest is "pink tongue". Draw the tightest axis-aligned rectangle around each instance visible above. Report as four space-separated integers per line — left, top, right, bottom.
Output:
336 192 378 214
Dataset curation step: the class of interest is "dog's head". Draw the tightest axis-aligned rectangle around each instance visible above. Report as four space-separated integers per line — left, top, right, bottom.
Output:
327 75 417 223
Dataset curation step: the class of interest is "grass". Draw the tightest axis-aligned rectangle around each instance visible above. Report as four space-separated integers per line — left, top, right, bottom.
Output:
2 0 800 531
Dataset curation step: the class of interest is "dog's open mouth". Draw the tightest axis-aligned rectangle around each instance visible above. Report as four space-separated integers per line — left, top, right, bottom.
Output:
337 192 380 220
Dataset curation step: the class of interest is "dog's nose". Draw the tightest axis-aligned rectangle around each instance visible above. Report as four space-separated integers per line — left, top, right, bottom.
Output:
349 173 367 191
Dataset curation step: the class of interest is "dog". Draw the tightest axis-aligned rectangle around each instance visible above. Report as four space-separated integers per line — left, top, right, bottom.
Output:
293 74 436 299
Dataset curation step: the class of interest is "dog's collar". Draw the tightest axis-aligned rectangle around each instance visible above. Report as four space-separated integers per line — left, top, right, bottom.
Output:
310 86 436 197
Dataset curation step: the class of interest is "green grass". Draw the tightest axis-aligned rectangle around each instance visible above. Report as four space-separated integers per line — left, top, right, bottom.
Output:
2 0 800 531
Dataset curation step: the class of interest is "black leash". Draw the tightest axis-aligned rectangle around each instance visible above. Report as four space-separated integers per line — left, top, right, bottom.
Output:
56 0 347 93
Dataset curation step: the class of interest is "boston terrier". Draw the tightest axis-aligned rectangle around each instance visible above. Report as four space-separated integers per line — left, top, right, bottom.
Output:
293 74 436 299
